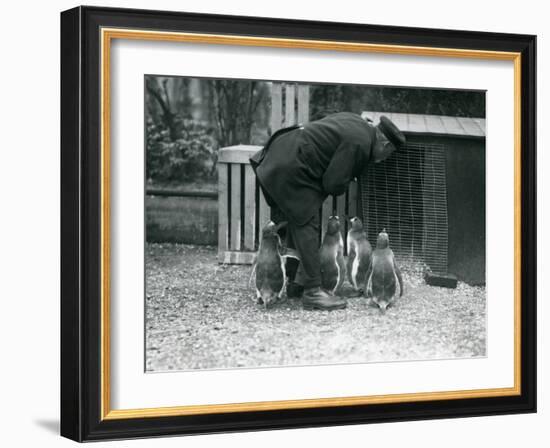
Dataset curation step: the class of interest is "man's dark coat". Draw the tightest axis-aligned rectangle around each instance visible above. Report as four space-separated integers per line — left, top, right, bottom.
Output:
250 112 377 226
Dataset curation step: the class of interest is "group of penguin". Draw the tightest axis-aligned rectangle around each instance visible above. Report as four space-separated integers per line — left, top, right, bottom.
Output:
253 216 404 312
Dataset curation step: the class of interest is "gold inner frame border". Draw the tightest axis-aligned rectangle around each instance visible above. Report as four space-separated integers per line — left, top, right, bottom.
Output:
99 27 522 421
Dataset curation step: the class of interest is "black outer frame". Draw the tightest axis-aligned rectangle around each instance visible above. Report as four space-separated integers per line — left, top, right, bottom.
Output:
60 5 536 442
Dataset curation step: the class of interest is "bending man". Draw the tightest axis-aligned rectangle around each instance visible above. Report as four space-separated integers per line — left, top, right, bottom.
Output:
250 112 405 311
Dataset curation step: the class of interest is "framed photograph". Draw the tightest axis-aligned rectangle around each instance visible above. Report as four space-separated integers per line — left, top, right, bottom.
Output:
60 6 536 442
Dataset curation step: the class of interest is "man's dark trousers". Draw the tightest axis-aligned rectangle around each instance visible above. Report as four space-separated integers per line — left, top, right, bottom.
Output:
280 211 321 290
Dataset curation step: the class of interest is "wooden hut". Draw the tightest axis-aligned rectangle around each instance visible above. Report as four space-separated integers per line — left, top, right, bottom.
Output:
360 111 486 285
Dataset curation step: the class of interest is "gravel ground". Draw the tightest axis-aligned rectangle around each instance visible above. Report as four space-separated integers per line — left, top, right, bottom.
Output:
145 243 486 372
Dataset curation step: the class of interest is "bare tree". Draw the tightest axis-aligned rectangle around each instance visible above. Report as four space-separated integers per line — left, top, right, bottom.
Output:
209 79 266 148
145 77 193 140
146 77 178 140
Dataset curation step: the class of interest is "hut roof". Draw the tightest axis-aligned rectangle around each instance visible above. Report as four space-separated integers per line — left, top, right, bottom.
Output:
361 111 486 137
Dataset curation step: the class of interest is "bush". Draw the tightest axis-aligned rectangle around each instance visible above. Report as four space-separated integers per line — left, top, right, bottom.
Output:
146 116 217 184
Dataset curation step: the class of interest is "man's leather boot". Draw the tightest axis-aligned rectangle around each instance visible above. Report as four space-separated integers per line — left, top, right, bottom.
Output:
302 287 347 311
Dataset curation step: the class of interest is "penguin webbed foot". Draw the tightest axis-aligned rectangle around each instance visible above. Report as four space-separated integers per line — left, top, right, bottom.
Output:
345 288 363 298
366 297 377 308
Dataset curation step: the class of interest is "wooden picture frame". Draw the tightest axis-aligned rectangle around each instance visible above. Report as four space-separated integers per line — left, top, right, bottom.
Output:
60 5 536 442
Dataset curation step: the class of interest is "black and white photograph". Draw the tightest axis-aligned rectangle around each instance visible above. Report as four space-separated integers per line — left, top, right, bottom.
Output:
144 76 487 372
1 0 543 443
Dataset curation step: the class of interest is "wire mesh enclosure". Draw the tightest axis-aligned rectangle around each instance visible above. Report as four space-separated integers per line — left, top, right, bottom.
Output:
360 142 449 274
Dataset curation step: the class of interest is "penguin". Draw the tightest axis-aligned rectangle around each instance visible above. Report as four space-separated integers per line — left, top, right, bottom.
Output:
253 221 299 308
365 229 404 313
320 216 346 294
346 217 372 295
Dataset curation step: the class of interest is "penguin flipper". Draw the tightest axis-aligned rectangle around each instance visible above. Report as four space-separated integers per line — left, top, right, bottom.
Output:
278 259 287 299
355 253 371 291
320 265 338 292
346 247 355 284
320 247 338 292
394 259 404 297
365 263 373 298
336 253 346 293
248 258 257 288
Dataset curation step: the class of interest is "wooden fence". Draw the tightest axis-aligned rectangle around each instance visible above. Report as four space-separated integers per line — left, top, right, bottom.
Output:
217 82 360 264
217 145 268 264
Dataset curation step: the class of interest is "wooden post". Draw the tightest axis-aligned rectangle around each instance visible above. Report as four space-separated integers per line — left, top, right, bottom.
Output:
284 84 296 126
230 164 241 251
244 165 256 251
217 163 229 262
297 85 310 124
348 180 358 219
336 193 346 220
271 82 283 133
